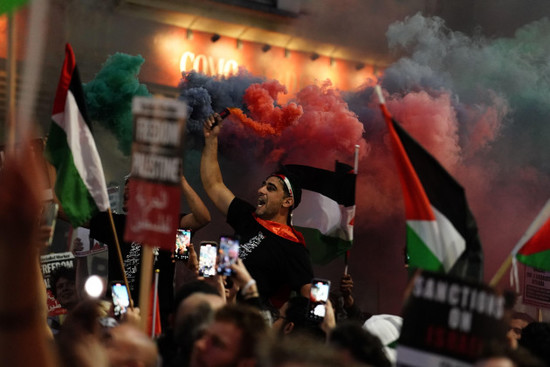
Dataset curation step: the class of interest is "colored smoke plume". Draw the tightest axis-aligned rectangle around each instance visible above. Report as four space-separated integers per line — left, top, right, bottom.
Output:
84 53 151 156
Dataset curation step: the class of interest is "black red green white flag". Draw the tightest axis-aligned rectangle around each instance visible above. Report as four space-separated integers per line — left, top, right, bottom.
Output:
378 93 483 281
45 44 110 227
511 199 550 270
286 163 356 265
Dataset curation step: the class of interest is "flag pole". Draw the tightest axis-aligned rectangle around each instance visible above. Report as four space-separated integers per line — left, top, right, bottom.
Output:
344 144 360 275
139 245 154 333
489 254 513 286
151 268 160 338
107 208 134 309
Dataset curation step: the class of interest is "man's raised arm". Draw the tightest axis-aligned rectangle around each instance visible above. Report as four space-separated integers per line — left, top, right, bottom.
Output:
179 175 211 231
200 113 235 216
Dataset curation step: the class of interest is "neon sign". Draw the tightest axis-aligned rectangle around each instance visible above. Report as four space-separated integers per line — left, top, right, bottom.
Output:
179 51 239 77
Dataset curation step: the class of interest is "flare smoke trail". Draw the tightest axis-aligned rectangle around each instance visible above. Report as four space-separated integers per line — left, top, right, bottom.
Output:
343 13 550 285
83 53 151 156
84 12 550 311
176 13 550 290
178 71 369 173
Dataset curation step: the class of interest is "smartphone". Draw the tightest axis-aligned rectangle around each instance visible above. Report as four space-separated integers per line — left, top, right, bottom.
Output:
174 229 191 261
216 235 240 276
41 201 59 246
111 282 130 319
198 241 218 278
306 278 331 322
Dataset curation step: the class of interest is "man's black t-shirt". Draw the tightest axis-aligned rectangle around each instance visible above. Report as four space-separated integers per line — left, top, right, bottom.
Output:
227 198 314 307
89 212 174 311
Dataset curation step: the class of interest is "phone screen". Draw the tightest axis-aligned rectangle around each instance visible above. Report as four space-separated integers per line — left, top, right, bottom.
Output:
307 279 331 321
175 229 191 261
111 282 130 318
198 242 218 277
217 235 240 276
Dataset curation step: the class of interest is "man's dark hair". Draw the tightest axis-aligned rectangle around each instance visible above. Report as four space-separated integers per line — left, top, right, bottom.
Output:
284 296 308 328
215 304 269 359
50 265 76 298
281 296 325 340
329 321 391 367
271 167 302 209
518 322 550 366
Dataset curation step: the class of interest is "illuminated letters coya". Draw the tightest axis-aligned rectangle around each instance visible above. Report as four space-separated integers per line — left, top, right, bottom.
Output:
180 51 239 77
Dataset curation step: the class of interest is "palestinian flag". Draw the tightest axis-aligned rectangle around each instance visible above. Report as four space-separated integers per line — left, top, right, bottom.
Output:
286 163 356 265
511 199 550 270
45 44 110 227
379 101 483 281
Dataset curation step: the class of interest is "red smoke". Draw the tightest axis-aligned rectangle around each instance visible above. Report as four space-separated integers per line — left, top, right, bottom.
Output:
237 79 369 170
227 107 277 137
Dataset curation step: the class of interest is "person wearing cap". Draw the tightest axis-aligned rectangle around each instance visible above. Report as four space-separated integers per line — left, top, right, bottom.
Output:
201 113 314 309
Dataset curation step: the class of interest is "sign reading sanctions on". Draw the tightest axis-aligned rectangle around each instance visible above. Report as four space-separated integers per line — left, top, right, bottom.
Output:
397 271 510 367
124 97 187 250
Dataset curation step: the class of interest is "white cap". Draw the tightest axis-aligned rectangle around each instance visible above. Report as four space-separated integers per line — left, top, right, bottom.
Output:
363 314 402 365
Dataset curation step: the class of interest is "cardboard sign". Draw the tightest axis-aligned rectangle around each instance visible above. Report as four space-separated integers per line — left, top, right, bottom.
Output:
523 266 550 308
40 252 75 316
397 271 509 367
124 97 187 249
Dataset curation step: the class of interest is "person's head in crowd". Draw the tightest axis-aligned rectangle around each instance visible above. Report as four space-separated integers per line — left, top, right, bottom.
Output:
506 312 534 347
257 169 302 225
257 333 347 367
272 296 324 340
50 265 79 311
56 300 109 367
170 280 225 367
329 321 391 367
518 321 550 366
104 323 159 367
362 314 402 365
189 303 269 367
475 340 545 367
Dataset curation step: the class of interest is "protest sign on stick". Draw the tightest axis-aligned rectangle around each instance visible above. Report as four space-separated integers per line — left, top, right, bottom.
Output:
125 96 187 332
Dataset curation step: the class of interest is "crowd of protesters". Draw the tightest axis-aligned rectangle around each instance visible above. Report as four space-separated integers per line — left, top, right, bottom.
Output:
3 122 550 367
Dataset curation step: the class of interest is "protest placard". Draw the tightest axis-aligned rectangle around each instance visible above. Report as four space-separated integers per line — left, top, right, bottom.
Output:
124 97 187 250
523 266 550 309
397 271 510 367
40 251 75 316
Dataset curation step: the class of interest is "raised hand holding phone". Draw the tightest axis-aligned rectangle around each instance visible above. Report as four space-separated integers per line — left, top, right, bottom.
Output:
306 278 331 322
174 229 191 261
216 235 240 276
111 281 130 319
198 241 218 277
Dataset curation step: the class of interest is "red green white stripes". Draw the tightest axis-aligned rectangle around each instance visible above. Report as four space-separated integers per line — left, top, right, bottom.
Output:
377 86 482 280
45 44 109 227
512 199 550 270
285 164 356 265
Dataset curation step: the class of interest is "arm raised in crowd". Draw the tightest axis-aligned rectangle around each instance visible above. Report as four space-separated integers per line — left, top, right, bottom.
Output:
200 113 235 216
179 175 211 231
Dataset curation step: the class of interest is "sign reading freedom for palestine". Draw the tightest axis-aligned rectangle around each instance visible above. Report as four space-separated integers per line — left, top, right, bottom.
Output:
397 271 510 367
124 97 187 250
